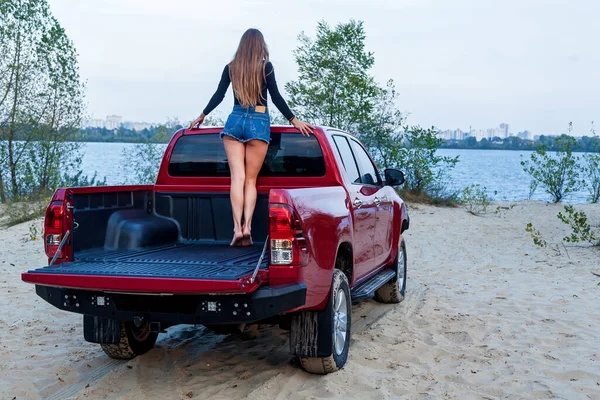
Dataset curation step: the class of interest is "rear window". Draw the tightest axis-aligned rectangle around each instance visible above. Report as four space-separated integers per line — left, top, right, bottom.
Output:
168 133 326 177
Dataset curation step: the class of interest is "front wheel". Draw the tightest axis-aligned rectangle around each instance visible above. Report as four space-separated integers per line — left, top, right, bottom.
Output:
101 321 158 360
375 237 407 304
298 269 351 374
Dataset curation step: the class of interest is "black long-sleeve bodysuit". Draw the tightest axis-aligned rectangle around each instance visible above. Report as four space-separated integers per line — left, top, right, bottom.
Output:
202 62 295 121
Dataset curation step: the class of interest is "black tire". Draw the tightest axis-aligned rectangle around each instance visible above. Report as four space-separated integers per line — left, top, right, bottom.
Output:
374 238 407 304
299 269 351 374
100 321 158 360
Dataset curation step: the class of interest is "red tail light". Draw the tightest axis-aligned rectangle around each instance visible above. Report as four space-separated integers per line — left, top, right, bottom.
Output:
45 201 65 260
269 204 308 266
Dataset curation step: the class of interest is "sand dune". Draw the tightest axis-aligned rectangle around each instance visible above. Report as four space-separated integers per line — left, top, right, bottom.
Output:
1 201 599 399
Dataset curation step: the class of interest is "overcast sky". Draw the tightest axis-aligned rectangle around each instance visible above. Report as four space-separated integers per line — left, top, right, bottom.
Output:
48 0 599 136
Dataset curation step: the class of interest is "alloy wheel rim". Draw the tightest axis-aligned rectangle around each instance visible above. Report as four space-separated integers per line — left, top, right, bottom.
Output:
333 289 348 356
397 249 405 290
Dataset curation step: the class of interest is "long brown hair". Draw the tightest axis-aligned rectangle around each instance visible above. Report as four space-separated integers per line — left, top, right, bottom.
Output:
229 29 269 108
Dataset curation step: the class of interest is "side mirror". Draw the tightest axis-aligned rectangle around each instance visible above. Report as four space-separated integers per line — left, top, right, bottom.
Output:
384 168 405 186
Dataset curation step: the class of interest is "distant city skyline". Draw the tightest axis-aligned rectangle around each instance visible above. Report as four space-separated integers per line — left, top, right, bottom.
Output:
438 123 534 142
84 115 178 131
438 120 597 142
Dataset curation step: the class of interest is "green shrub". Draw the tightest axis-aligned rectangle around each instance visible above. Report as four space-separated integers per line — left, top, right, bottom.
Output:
521 134 582 203
121 126 169 185
583 153 600 203
525 222 547 248
28 221 41 241
61 170 107 188
4 198 48 227
398 187 460 207
397 126 460 195
527 180 538 200
557 205 599 246
494 203 516 216
459 184 491 215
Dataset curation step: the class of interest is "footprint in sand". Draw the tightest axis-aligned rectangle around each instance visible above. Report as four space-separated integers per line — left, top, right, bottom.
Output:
443 331 474 344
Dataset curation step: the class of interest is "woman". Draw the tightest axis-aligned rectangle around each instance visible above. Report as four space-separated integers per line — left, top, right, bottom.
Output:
189 28 314 247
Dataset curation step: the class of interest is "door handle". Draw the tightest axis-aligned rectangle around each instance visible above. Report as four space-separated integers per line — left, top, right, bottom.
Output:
353 199 363 208
374 197 381 206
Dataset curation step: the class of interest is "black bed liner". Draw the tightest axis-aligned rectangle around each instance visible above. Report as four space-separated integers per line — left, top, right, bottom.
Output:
29 243 267 280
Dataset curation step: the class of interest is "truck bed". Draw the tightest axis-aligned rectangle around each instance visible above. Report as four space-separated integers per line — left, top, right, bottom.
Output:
28 243 267 281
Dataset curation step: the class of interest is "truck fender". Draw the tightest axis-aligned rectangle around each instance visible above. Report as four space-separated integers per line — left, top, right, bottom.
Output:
390 200 407 261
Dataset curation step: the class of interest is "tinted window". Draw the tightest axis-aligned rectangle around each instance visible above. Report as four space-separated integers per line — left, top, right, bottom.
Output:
168 133 326 177
333 136 360 184
350 139 379 185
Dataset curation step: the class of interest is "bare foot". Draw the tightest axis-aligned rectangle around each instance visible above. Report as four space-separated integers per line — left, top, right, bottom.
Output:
230 230 244 246
242 227 253 246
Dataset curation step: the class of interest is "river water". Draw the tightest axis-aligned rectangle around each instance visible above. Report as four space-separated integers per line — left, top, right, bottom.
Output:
78 142 593 203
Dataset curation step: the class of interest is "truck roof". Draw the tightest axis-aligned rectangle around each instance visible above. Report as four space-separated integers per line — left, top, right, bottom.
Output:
184 125 354 134
155 126 346 189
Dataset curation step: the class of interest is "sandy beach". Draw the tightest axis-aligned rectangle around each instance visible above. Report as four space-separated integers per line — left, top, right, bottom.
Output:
1 201 599 399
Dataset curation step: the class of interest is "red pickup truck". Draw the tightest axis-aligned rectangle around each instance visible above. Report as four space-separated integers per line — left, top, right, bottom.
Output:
22 126 409 374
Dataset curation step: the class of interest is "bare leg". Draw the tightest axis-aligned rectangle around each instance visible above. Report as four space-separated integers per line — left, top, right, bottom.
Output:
223 136 246 246
242 139 269 245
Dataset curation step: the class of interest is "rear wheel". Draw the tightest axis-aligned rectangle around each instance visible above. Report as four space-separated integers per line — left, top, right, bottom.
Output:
374 238 407 304
298 269 351 374
101 321 158 360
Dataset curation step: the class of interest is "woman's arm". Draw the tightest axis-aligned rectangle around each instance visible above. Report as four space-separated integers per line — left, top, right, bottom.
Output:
266 62 314 135
190 65 230 128
265 62 294 121
203 65 231 116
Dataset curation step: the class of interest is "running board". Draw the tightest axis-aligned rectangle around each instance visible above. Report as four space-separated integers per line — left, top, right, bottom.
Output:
351 269 396 301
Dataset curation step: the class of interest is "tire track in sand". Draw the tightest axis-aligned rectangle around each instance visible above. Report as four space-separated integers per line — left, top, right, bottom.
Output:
46 299 402 399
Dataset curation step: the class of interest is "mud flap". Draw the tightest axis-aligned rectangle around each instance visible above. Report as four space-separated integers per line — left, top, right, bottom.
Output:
83 315 120 344
289 282 334 358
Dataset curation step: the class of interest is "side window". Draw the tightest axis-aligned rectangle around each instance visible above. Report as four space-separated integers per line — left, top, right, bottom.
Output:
350 139 380 186
333 136 361 184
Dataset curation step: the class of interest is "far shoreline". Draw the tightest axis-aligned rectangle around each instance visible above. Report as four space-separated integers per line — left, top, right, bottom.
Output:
71 140 600 153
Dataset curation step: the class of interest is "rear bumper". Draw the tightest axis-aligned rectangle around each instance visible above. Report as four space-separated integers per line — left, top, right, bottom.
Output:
35 283 307 325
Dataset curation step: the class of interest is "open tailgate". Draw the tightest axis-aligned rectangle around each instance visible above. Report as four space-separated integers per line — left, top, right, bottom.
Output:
22 243 269 294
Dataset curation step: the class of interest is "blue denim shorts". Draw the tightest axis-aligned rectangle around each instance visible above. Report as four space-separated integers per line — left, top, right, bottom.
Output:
221 105 271 144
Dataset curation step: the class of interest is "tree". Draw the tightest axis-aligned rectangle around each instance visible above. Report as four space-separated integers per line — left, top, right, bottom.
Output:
0 0 50 200
203 113 226 127
358 79 405 169
269 110 289 126
397 126 459 194
465 136 477 147
286 21 460 201
0 0 86 201
285 20 381 133
521 134 581 203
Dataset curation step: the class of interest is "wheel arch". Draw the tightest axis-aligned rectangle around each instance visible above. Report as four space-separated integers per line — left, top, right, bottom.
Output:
334 241 353 285
389 199 406 262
